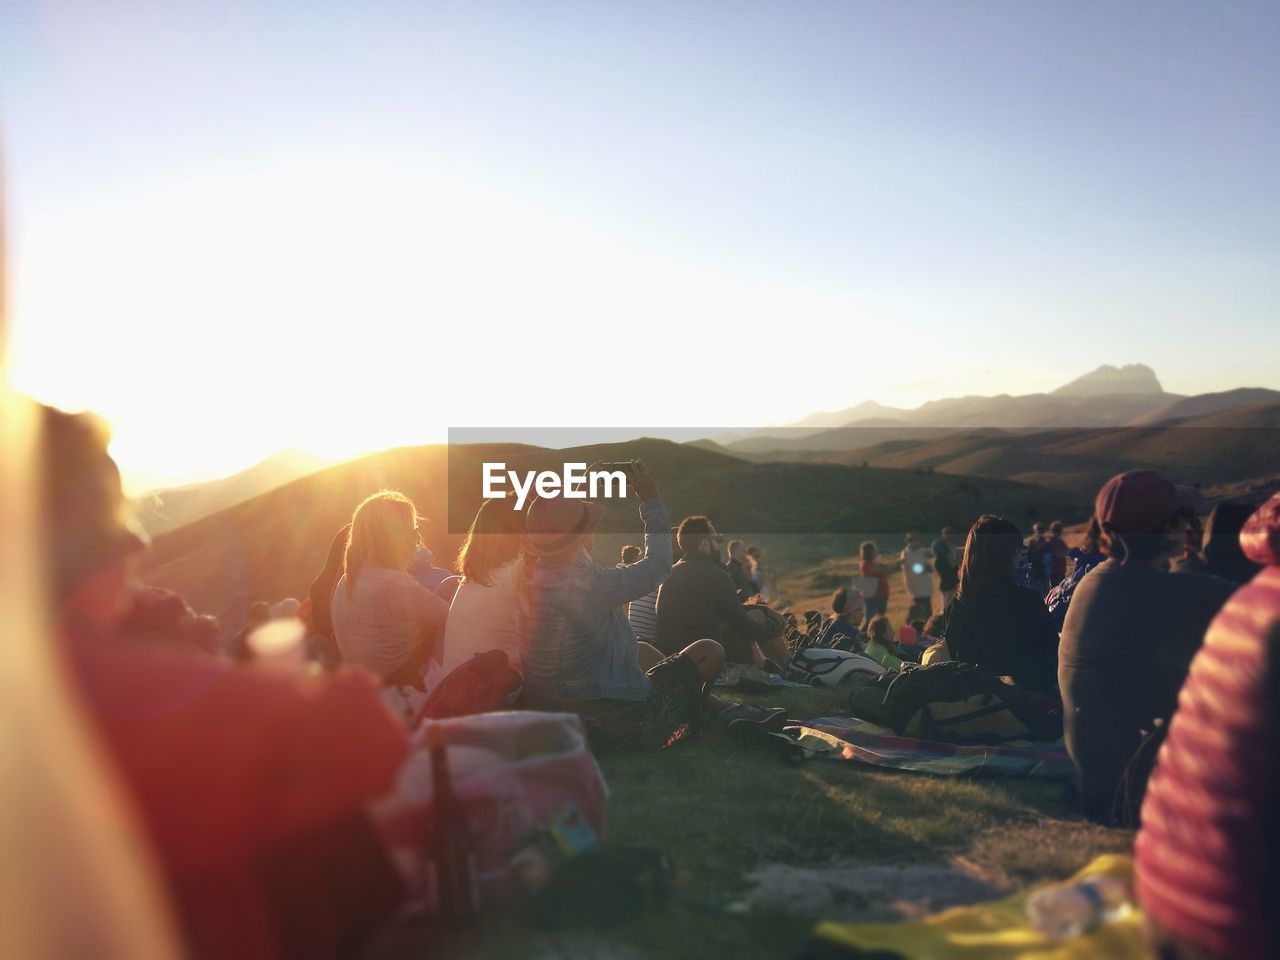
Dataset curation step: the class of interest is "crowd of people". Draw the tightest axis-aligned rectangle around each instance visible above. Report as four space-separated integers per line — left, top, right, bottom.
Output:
25 399 1279 960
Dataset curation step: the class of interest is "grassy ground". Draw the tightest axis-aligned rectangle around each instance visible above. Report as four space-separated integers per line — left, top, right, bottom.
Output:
384 683 1131 959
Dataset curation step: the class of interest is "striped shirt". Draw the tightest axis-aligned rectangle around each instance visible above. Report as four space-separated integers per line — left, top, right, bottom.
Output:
628 589 659 643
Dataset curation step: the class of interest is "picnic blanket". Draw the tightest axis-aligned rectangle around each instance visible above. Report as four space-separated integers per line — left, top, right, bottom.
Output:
804 854 1152 959
778 716 1074 778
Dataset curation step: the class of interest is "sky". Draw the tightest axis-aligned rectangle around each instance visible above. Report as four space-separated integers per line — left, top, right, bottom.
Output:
3 1 1278 492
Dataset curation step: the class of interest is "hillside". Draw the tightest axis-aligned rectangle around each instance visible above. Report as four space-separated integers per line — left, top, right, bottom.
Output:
137 438 1082 627
132 449 329 535
748 403 1280 497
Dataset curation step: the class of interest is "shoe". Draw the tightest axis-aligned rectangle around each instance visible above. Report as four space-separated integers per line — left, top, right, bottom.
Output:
718 703 789 737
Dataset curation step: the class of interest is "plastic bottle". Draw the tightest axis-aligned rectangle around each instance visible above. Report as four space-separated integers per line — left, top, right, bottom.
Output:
427 724 479 924
1025 874 1131 939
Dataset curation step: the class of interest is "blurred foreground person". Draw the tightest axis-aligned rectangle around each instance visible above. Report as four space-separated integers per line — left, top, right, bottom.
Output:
1136 493 1280 960
1059 471 1237 824
331 491 449 688
42 405 430 959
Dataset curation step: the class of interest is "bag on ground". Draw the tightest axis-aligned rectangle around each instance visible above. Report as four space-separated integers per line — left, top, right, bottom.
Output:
787 647 887 688
422 650 522 720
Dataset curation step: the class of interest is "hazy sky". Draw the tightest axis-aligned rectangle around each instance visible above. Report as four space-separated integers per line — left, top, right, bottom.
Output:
4 1 1278 490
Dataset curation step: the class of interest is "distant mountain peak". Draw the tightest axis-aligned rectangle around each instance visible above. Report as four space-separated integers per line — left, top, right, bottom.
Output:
1051 364 1164 397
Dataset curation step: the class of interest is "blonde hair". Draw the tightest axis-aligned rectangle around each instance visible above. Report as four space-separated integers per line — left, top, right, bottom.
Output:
344 491 420 596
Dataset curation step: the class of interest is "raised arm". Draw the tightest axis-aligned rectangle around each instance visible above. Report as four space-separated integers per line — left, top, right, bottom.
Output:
588 461 673 610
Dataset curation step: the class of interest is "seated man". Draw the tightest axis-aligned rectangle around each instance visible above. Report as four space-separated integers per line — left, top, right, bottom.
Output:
654 516 788 667
1060 470 1238 824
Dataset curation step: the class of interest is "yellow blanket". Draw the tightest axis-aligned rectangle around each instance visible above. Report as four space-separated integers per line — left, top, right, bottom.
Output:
811 855 1153 959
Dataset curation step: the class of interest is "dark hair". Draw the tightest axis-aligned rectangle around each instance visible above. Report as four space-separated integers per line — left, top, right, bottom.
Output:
956 514 1022 600
620 544 642 564
457 498 525 587
746 545 762 559
910 619 925 635
1050 520 1064 535
859 541 876 562
831 587 848 614
1100 510 1192 565
922 614 946 639
867 614 893 645
676 515 715 555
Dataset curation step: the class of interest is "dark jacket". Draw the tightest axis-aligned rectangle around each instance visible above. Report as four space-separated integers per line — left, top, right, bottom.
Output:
654 552 775 659
1059 559 1237 821
942 582 1060 696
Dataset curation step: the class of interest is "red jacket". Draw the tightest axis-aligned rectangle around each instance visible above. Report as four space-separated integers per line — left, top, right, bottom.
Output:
63 628 408 959
1135 495 1280 959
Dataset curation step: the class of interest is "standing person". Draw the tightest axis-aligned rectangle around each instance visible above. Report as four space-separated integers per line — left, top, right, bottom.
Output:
931 527 960 608
1059 471 1238 824
1045 520 1069 587
900 531 934 622
440 498 524 674
1135 493 1280 960
857 542 899 624
331 492 449 688
655 517 788 667
725 539 754 600
514 461 727 750
940 515 1060 696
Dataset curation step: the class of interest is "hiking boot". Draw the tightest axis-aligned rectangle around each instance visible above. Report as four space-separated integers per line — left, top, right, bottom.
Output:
717 703 788 737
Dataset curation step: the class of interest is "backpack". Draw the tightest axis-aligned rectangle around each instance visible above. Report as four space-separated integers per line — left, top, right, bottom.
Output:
852 662 1062 744
422 650 523 721
786 647 887 688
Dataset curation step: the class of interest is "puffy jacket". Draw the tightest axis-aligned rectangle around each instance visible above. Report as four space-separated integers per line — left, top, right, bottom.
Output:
1135 494 1280 960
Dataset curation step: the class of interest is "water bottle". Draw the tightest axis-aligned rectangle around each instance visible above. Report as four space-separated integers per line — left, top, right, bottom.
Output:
1025 874 1130 939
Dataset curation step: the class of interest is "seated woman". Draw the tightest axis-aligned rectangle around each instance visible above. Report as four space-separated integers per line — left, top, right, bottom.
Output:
331 492 449 689
40 404 432 960
940 514 1060 696
307 522 351 667
824 586 866 651
514 460 726 750
863 614 906 671
440 497 524 674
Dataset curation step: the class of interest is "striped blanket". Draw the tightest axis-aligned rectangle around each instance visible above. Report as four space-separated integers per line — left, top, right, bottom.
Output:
778 716 1073 778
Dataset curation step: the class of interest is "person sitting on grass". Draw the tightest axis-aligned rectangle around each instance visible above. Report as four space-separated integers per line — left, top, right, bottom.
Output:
654 516 789 669
620 544 660 644
331 491 449 690
1059 470 1238 825
513 461 733 750
1173 500 1264 585
307 522 351 667
1135 493 1280 960
940 515 1060 696
864 615 906 671
825 586 866 651
439 497 524 675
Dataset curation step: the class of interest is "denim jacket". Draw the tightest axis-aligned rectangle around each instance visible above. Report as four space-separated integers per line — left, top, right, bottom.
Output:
516 498 672 702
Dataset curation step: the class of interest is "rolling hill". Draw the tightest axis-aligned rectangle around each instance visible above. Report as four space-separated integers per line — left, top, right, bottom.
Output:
137 438 1083 627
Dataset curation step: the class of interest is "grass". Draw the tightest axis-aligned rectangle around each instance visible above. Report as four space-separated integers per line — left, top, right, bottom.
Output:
382 683 1131 960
